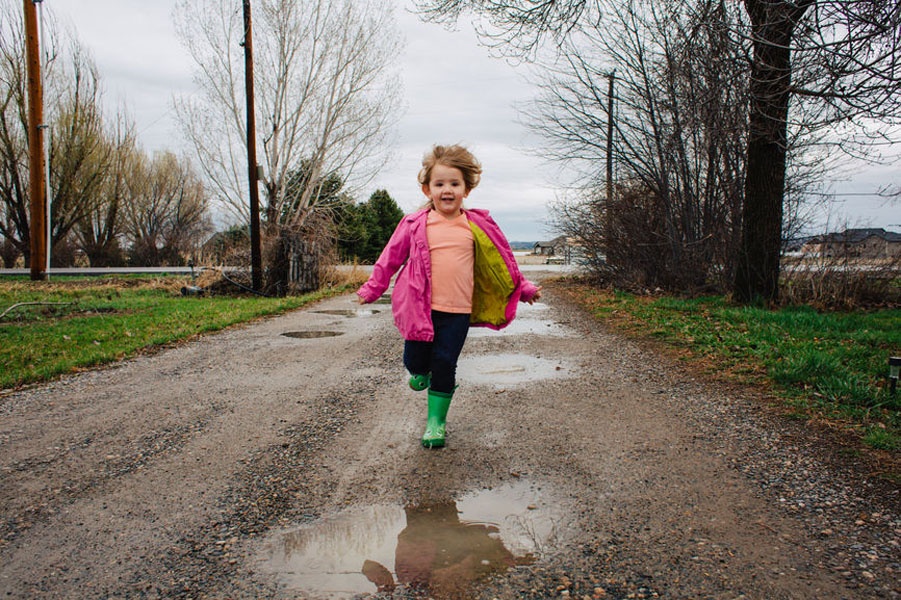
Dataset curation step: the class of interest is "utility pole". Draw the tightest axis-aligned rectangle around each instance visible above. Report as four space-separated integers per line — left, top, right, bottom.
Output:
38 0 52 276
242 0 263 292
24 0 47 281
605 70 615 207
604 70 615 262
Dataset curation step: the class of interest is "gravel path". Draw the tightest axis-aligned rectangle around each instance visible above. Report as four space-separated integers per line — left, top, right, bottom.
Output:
0 275 898 599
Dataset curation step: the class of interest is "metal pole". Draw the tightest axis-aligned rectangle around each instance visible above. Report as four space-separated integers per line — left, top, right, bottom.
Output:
24 0 47 280
242 0 263 292
605 70 615 206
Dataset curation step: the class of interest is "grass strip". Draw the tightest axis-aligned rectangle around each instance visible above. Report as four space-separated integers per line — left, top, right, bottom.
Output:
555 280 901 452
0 277 349 390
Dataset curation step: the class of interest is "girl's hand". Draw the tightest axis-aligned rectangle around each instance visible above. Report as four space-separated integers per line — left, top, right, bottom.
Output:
527 286 543 304
357 295 367 305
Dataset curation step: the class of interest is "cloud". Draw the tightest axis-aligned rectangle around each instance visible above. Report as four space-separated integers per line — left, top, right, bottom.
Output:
50 0 194 151
49 0 553 239
49 0 895 239
375 3 552 239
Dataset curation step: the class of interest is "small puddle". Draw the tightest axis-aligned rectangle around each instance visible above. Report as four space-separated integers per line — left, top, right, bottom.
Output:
457 353 571 387
469 302 571 338
257 480 558 599
468 316 572 338
313 309 381 317
281 331 344 339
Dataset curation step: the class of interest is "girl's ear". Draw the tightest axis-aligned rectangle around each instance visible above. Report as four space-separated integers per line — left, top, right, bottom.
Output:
421 183 430 197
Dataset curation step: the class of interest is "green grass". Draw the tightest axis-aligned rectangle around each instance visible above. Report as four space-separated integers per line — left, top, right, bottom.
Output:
0 276 349 390
562 283 901 451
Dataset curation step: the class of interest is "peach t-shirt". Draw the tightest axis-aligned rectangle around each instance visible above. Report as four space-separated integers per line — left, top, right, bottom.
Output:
427 209 474 313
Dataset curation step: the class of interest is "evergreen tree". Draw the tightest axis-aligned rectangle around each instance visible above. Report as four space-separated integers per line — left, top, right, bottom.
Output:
337 189 403 263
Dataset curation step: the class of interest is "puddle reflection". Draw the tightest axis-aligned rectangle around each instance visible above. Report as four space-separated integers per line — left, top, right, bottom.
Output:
259 481 557 599
365 501 534 597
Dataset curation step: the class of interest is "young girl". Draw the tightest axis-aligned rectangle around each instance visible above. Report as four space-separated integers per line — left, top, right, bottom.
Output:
357 145 542 448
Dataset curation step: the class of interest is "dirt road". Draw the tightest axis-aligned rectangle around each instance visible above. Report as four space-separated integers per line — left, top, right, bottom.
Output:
1 274 898 599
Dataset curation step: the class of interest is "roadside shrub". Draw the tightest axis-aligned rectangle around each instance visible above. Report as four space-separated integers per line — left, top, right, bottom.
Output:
1 239 21 268
201 225 251 266
781 255 901 309
550 181 737 295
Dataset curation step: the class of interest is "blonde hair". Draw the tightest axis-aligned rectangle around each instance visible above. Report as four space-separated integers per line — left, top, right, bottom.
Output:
418 144 482 192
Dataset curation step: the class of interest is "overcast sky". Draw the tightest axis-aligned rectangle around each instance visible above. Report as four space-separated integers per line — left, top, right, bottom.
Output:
43 0 901 239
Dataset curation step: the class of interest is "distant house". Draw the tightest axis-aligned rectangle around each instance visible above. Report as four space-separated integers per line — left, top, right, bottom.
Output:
783 236 814 254
532 236 568 257
801 228 901 259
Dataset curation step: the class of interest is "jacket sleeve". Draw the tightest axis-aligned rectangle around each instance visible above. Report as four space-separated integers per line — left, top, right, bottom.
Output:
517 275 541 303
356 217 413 303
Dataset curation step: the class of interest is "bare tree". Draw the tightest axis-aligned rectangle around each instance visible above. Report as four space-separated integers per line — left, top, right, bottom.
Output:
122 151 211 267
45 45 115 266
174 0 402 232
74 117 138 267
0 4 117 267
523 0 751 290
733 0 901 302
417 0 901 302
0 1 51 265
416 0 598 56
0 4 213 269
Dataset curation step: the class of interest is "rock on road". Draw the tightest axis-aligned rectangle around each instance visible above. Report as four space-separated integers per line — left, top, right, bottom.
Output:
0 276 898 599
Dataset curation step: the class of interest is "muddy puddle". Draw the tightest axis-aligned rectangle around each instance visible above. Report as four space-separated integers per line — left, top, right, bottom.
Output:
281 331 345 339
257 479 559 599
457 353 572 388
313 309 381 317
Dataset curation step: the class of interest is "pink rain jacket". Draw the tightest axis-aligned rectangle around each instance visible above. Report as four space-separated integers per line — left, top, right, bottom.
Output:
356 208 541 342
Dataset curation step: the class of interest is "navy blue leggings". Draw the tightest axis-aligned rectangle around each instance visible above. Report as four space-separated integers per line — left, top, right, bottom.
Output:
403 311 470 394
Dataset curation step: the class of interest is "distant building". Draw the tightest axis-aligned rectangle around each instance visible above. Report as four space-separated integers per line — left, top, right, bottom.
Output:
801 228 901 259
783 236 814 254
532 236 569 257
533 236 584 265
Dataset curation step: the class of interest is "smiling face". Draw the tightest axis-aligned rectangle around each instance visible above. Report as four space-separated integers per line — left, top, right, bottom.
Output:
422 163 469 218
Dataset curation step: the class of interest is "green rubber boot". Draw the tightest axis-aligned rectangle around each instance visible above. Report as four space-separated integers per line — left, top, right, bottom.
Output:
421 389 453 448
408 373 430 392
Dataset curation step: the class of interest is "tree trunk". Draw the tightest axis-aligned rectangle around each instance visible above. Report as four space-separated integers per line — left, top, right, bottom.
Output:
734 0 811 304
